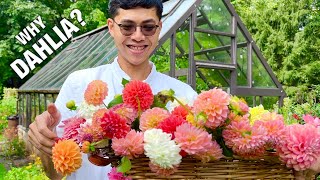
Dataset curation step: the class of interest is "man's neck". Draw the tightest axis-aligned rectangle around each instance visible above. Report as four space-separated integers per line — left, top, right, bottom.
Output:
117 58 152 81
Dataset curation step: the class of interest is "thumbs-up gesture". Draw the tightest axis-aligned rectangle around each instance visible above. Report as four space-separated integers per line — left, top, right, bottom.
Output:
28 103 61 156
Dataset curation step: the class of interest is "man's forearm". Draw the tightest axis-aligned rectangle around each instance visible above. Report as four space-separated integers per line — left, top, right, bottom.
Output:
38 150 63 180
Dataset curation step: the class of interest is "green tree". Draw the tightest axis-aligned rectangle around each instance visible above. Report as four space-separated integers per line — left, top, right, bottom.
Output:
231 0 320 97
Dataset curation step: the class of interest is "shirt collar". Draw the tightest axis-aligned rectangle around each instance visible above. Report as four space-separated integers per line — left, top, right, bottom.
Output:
111 57 157 83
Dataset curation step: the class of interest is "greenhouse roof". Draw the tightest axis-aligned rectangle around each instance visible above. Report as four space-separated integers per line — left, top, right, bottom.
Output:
19 0 285 104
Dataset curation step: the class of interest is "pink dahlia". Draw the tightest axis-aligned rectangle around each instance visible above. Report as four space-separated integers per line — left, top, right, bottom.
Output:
60 116 85 143
84 80 108 106
107 167 132 180
112 130 144 159
223 120 268 158
303 114 320 128
228 112 250 123
260 111 284 122
194 140 223 163
149 162 178 177
122 80 153 111
139 107 170 131
110 103 138 124
171 105 191 120
99 111 130 139
174 123 213 155
253 119 285 148
157 115 186 139
276 124 320 171
77 123 104 143
193 88 230 129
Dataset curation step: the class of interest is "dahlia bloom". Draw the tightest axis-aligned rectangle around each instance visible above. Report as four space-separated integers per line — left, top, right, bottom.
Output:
149 162 178 176
171 105 191 120
77 101 104 120
99 111 130 139
303 114 320 127
193 88 230 129
81 141 91 153
112 130 144 159
92 108 108 125
157 115 186 139
144 129 181 168
139 107 170 131
174 123 213 155
228 112 250 123
84 80 108 106
110 103 138 124
52 139 82 176
249 105 268 125
77 123 104 143
276 124 320 171
260 111 284 122
60 116 85 142
223 120 268 158
229 96 249 115
168 97 190 112
122 80 153 111
194 140 223 163
107 167 132 180
254 119 285 148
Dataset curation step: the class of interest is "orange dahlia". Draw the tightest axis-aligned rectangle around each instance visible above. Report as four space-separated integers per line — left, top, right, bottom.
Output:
84 80 108 106
122 80 153 111
52 139 82 176
92 108 109 125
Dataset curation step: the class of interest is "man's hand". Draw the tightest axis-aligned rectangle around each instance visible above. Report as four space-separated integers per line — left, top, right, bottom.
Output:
28 103 61 156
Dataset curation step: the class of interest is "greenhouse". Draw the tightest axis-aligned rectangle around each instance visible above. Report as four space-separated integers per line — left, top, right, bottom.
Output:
18 0 285 129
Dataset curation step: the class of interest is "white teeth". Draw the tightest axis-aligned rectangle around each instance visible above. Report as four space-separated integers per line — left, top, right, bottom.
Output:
129 45 145 50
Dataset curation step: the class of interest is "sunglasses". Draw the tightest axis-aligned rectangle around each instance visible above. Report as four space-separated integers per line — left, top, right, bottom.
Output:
113 19 160 36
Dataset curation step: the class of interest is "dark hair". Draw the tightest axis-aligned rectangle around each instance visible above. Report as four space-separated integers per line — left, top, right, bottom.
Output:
108 0 163 20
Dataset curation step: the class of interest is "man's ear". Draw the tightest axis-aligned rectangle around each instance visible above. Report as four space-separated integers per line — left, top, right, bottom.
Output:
107 18 114 37
159 20 163 31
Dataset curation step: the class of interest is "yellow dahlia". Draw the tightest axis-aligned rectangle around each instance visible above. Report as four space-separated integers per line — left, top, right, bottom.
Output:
249 105 268 125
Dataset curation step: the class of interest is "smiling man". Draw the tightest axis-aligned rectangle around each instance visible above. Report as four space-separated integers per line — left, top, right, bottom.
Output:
28 0 197 180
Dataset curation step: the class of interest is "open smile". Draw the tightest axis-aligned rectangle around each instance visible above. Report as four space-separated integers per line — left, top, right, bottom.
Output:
127 45 148 54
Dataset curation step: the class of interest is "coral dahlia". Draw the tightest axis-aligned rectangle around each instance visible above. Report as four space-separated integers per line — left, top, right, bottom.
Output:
122 80 153 111
84 80 108 106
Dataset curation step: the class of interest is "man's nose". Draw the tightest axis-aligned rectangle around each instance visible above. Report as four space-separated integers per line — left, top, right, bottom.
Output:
130 27 145 41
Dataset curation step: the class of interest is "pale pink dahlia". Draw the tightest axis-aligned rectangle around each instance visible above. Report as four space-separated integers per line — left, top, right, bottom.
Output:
194 140 223 163
260 111 284 122
222 120 251 148
122 80 153 111
112 130 144 159
84 80 108 106
276 124 320 171
193 88 230 129
139 107 170 131
174 123 213 155
303 114 320 128
110 103 138 124
149 162 178 177
228 112 250 123
60 116 85 143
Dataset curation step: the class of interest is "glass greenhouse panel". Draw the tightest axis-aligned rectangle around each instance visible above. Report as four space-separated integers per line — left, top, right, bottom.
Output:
198 0 232 33
198 68 230 88
252 52 277 88
237 47 248 86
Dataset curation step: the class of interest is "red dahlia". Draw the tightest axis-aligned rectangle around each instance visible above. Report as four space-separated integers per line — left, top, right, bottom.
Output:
99 111 130 139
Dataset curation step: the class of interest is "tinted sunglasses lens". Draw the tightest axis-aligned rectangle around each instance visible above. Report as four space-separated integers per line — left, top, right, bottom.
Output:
141 26 157 36
120 26 135 36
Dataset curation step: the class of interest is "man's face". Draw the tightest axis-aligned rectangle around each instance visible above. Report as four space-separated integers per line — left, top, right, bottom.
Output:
108 7 162 67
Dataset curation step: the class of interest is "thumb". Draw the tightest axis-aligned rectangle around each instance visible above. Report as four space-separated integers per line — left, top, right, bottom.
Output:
47 103 61 128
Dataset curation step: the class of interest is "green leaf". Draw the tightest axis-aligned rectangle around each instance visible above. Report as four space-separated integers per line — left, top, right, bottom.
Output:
117 157 131 173
121 78 130 86
107 94 123 108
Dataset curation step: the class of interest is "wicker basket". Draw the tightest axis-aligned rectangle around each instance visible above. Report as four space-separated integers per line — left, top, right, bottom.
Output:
127 157 295 180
